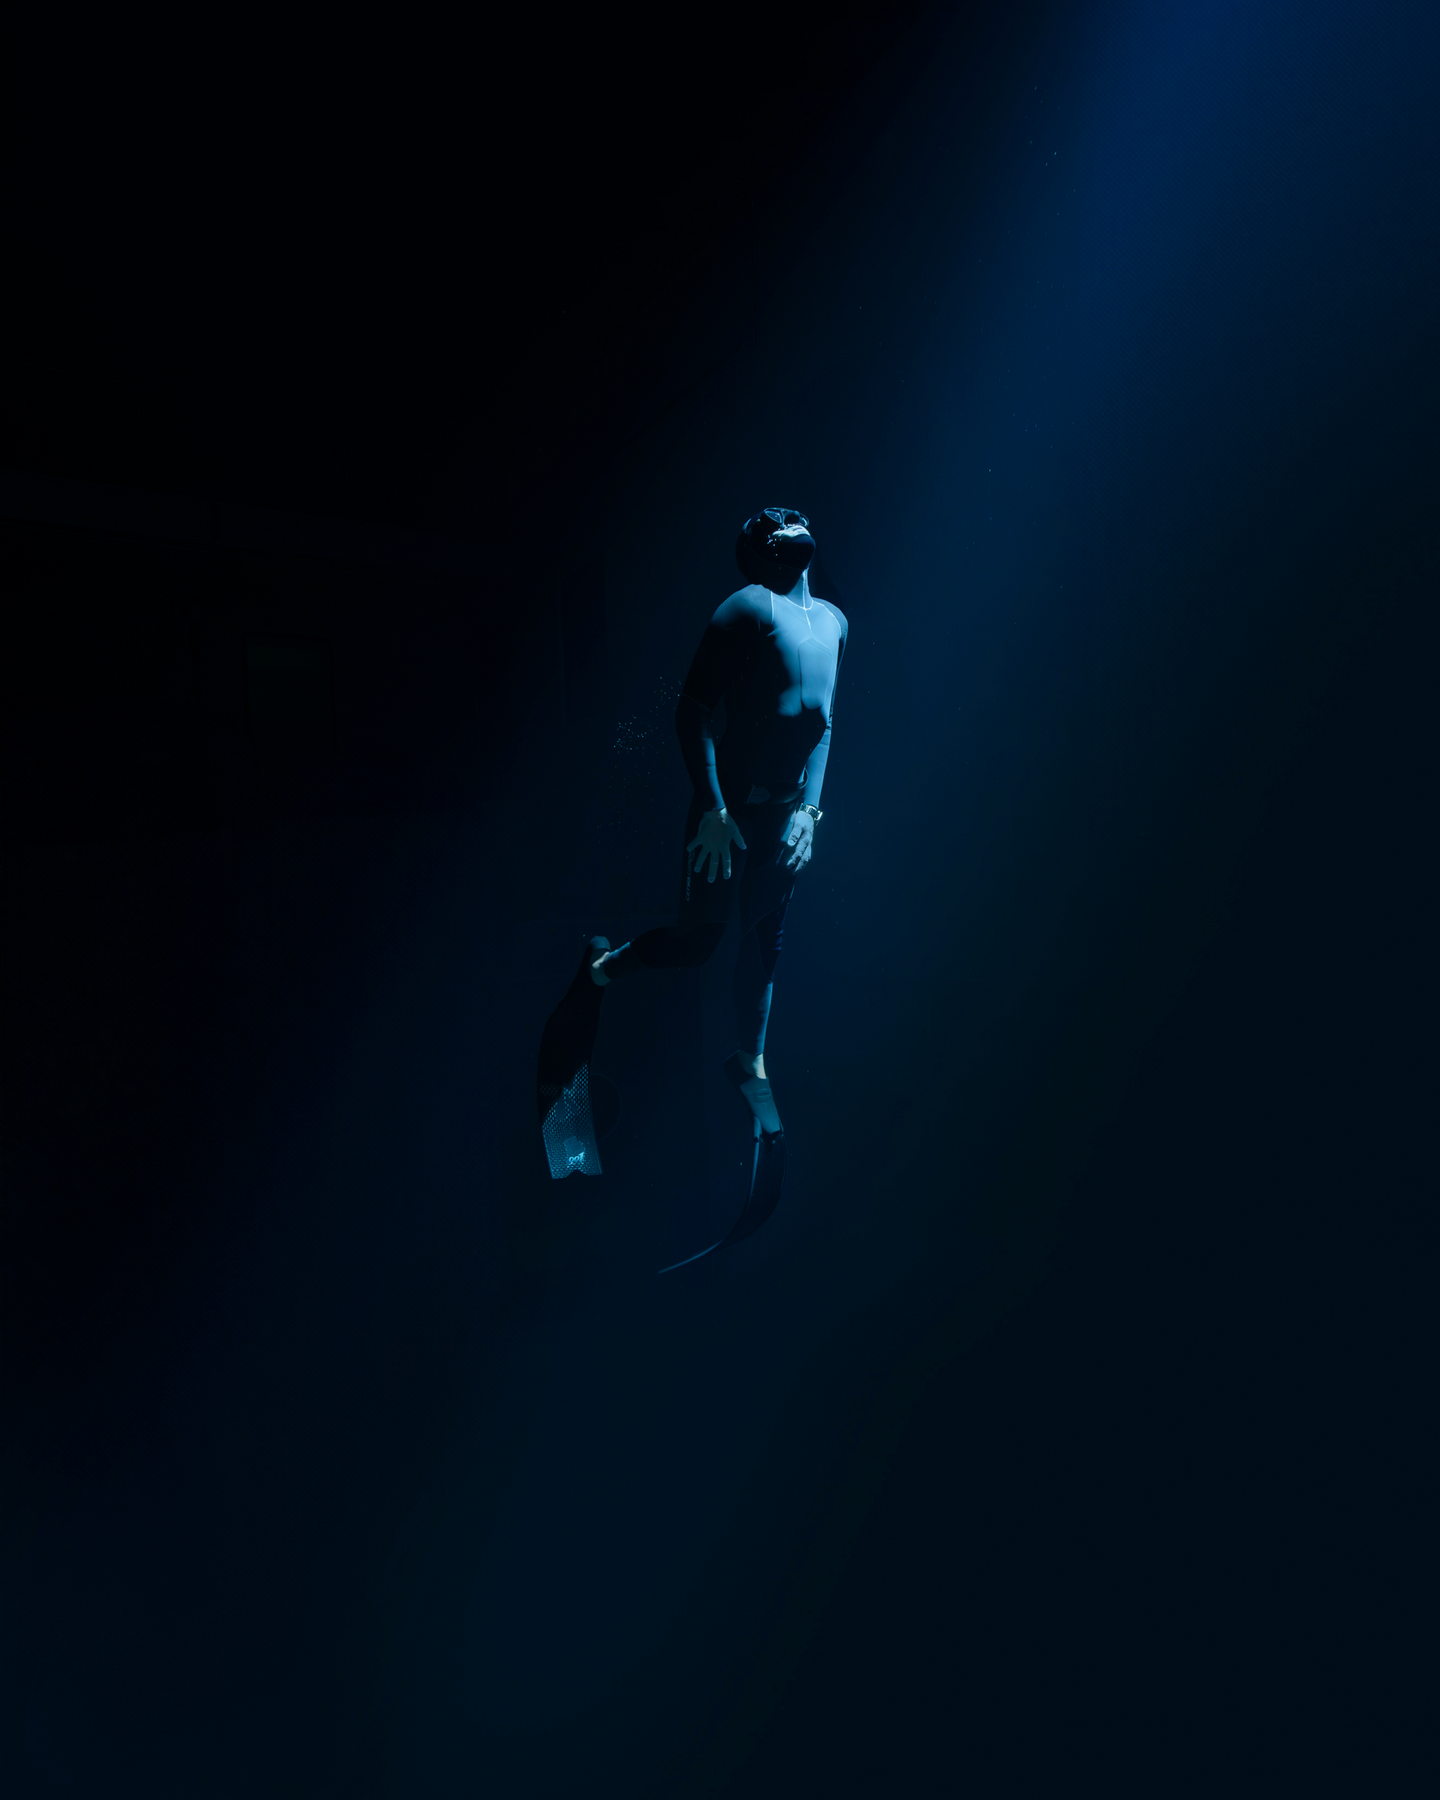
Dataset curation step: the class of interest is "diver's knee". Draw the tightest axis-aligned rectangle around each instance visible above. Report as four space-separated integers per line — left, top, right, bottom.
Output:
676 922 726 966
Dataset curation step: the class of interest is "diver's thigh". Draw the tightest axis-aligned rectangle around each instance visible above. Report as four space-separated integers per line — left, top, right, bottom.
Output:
737 808 797 934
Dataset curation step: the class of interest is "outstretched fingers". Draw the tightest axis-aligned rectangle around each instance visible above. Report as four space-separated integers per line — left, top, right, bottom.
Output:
721 820 745 879
689 813 747 883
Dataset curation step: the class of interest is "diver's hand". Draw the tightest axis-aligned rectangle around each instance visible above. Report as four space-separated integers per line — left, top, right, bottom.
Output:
687 808 747 883
783 809 815 872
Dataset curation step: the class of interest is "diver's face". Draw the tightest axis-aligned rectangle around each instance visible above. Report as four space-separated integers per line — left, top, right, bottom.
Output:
771 521 814 588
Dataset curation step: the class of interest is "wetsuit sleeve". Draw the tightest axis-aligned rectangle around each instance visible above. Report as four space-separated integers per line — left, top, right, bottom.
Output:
675 596 751 810
675 692 726 810
801 612 846 811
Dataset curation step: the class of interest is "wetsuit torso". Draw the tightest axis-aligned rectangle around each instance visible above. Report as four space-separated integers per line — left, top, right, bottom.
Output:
676 584 847 811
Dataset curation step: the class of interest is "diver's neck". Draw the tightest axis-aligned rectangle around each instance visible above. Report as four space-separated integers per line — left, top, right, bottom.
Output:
776 572 811 606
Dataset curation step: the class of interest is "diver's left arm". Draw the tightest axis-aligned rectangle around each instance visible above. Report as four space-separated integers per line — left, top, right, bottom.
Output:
784 614 847 873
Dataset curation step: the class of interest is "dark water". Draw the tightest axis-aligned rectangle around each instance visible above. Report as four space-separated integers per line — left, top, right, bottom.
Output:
3 2 1434 1793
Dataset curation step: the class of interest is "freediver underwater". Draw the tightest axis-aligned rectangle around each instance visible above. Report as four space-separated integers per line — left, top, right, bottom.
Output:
536 507 848 1268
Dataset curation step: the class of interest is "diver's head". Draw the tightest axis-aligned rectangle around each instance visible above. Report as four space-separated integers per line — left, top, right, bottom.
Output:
735 508 815 595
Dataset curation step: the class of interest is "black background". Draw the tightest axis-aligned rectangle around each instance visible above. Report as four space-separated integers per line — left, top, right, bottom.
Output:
3 3 1434 1794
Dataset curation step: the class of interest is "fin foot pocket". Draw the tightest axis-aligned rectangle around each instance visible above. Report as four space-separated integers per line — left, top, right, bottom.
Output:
723 1052 782 1134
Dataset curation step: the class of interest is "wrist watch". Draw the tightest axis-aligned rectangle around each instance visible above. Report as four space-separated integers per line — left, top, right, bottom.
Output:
798 803 822 823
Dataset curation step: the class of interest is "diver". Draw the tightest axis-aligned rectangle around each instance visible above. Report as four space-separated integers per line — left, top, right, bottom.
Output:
537 508 847 1257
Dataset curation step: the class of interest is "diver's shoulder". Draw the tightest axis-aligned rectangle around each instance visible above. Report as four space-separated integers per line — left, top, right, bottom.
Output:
713 584 773 623
813 596 848 636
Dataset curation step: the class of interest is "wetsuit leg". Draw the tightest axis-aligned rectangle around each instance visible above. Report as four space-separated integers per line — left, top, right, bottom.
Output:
723 806 798 1136
731 903 787 1057
604 921 725 978
656 804 800 1269
731 804 798 1054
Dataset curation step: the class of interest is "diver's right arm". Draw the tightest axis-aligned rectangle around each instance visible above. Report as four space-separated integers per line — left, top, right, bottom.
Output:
676 596 752 880
675 692 748 880
675 691 727 813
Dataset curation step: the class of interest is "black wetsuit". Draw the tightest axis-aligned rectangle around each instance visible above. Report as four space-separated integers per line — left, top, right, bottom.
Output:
606 582 847 1055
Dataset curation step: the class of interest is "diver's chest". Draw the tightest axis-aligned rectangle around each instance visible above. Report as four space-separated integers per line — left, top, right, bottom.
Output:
758 617 838 688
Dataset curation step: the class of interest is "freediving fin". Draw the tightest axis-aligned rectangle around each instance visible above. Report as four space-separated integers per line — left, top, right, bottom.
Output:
537 936 608 1180
719 1124 786 1249
658 1118 787 1273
